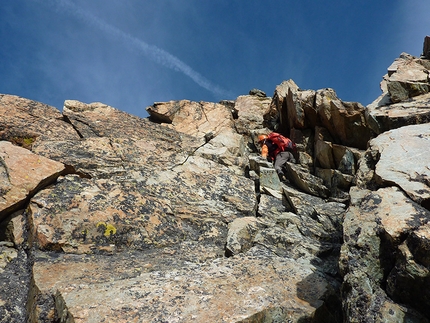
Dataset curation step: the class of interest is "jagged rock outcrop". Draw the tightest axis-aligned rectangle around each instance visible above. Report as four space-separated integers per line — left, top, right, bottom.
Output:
249 88 267 97
267 79 374 150
385 53 430 103
1 38 430 322
233 95 272 136
423 36 430 59
367 52 430 134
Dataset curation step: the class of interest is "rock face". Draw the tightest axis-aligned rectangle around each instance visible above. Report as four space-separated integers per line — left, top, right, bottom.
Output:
1 41 430 322
0 141 65 220
367 52 430 134
340 186 430 322
267 80 373 150
0 94 80 146
370 123 430 207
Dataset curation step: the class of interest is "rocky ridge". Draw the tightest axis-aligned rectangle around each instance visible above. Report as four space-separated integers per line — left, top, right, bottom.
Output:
0 39 430 322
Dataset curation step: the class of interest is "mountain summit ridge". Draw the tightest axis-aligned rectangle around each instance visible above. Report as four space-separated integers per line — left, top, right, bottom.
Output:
0 40 430 322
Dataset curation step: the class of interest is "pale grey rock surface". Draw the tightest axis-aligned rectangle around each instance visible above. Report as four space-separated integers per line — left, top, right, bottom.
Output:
370 123 430 207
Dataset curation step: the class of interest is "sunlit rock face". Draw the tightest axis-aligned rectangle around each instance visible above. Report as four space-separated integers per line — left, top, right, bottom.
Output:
1 40 430 322
367 52 430 134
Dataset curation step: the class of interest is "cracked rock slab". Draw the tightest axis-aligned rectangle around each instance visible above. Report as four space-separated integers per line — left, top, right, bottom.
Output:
367 91 430 133
370 123 430 206
31 249 333 323
0 141 64 220
28 155 256 254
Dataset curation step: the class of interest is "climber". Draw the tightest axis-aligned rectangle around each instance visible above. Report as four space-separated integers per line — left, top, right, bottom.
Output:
258 132 297 182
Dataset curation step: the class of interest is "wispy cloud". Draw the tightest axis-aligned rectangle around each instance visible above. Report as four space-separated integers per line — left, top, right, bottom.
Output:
38 0 233 99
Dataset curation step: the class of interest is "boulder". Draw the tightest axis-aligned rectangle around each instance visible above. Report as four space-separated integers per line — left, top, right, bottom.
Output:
281 184 344 239
250 152 331 199
0 141 65 220
387 80 430 104
315 138 336 169
385 53 430 103
283 82 316 130
332 145 358 175
33 101 206 178
145 100 234 140
257 193 288 220
315 89 373 150
0 210 26 247
268 81 373 149
248 154 273 170
63 99 197 144
313 140 358 197
266 79 318 132
248 88 267 97
195 127 248 174
284 163 330 198
259 167 282 191
146 99 249 173
225 216 265 255
257 184 345 281
370 123 430 209
288 89 317 130
233 95 272 136
315 168 355 194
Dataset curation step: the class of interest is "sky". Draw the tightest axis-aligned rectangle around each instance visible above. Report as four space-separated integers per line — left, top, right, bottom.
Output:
1 1 429 118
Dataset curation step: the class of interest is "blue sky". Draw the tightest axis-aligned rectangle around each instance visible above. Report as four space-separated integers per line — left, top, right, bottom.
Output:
1 1 429 118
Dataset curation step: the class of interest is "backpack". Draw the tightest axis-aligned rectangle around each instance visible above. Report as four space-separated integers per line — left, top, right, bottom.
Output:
267 132 298 160
267 132 296 151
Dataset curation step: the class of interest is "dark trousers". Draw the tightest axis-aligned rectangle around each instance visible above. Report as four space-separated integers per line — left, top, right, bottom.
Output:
274 151 295 175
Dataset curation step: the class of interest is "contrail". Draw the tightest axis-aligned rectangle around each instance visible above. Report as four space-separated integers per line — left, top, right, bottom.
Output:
39 0 233 99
